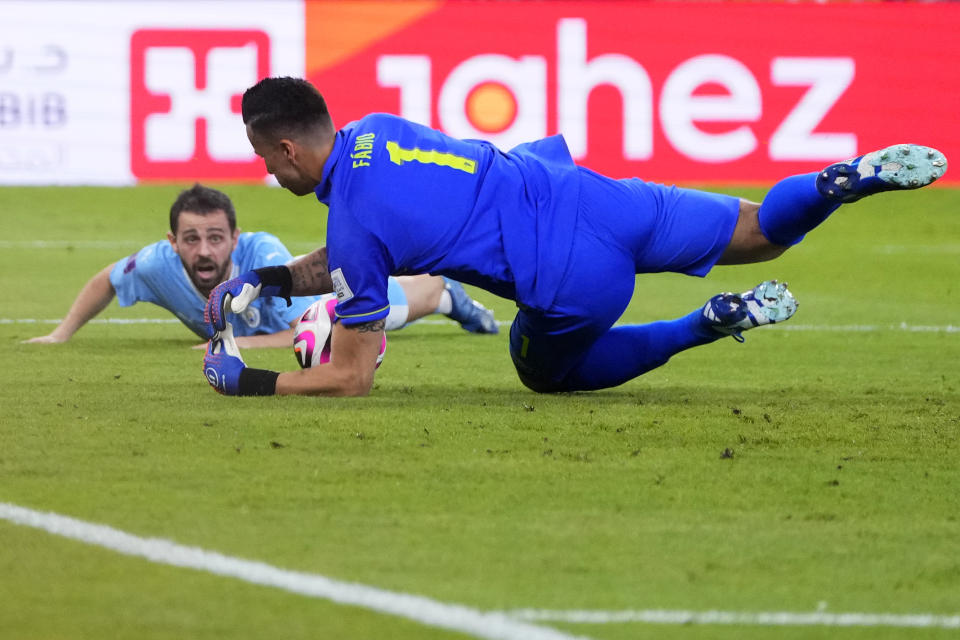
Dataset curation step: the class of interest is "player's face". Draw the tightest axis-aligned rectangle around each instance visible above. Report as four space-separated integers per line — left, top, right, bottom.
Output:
168 210 239 296
246 125 317 196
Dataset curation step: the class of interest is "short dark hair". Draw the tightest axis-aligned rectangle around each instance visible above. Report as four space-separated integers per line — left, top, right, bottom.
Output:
169 184 237 234
242 76 333 139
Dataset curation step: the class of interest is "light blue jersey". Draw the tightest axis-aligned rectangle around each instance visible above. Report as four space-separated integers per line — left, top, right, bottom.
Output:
110 232 316 339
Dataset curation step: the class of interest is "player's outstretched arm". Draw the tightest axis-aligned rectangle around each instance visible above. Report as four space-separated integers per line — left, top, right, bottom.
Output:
236 327 297 349
192 326 297 350
23 264 117 344
276 319 383 396
286 246 334 296
202 318 383 397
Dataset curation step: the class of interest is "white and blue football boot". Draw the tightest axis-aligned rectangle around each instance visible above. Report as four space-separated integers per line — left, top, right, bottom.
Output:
816 144 947 203
443 277 499 334
702 280 797 342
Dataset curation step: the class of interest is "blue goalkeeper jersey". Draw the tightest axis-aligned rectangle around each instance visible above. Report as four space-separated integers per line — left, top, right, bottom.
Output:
315 113 580 325
109 232 317 338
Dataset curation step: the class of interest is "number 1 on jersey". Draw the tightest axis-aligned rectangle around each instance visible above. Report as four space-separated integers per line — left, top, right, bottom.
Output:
386 141 477 175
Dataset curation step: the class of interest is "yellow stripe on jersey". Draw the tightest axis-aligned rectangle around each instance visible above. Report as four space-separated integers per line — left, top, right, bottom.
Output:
386 141 477 175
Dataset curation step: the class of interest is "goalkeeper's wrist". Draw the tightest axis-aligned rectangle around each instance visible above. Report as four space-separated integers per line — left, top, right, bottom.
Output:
237 368 280 396
253 266 293 300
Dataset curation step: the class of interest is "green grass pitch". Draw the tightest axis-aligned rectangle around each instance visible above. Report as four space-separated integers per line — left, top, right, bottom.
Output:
1 184 958 640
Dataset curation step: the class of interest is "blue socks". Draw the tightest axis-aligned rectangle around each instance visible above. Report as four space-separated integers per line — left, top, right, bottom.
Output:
562 310 720 391
757 172 842 246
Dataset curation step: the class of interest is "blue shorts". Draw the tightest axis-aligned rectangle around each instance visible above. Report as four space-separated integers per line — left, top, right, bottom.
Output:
509 167 739 389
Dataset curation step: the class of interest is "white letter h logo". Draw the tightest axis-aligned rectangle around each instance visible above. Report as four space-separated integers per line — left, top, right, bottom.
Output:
142 44 259 162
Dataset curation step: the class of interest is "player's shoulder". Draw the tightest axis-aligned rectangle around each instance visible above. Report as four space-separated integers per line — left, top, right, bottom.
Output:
115 239 178 278
353 112 408 130
234 231 292 267
237 230 284 247
344 112 432 143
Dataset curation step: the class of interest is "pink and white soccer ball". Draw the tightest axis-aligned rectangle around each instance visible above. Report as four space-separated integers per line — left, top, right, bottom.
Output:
293 294 386 369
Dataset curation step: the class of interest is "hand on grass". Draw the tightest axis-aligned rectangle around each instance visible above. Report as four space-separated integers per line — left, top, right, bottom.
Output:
202 322 246 395
22 333 68 344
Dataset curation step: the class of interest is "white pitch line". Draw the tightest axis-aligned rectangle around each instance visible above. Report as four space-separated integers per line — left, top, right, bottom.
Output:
0 240 147 249
506 608 960 629
0 502 591 640
2 509 957 634
0 240 323 251
782 323 960 334
2 318 181 325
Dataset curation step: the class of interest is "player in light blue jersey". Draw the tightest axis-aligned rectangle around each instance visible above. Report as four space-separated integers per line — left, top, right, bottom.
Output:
201 76 947 397
26 184 498 347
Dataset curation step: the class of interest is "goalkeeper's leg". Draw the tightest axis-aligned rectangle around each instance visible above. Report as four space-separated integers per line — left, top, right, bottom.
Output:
723 143 948 260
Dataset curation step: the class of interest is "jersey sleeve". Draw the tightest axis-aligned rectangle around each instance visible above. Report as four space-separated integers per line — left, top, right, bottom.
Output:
108 248 162 307
325 208 392 326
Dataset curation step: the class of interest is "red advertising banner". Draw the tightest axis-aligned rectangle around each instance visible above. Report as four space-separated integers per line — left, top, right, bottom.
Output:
130 29 271 181
305 1 960 184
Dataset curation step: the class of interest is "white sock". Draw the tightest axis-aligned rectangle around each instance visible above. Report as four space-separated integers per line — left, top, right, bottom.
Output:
385 304 410 331
435 289 453 315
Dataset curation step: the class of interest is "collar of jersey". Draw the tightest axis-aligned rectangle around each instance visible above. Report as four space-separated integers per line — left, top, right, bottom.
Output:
314 128 348 204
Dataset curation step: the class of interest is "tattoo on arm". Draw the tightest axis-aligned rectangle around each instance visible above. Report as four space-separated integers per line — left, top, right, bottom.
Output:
350 319 386 334
306 246 328 284
289 246 333 295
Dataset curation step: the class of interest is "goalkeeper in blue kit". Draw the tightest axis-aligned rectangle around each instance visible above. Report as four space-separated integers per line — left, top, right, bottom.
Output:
203 76 947 397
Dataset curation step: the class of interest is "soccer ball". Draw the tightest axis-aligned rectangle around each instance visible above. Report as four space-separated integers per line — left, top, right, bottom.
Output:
293 294 386 369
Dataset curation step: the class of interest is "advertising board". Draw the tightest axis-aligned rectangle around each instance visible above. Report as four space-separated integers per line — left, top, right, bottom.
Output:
0 0 303 184
306 1 960 183
1 1 957 185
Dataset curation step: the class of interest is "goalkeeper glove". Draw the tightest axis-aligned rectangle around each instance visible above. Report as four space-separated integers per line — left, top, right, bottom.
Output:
203 266 293 338
202 322 279 396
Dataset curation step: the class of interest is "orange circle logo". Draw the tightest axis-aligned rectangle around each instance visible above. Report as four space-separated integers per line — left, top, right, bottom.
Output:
465 82 517 134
